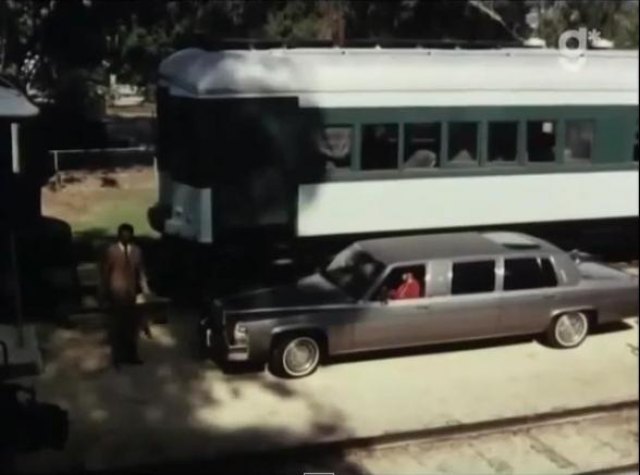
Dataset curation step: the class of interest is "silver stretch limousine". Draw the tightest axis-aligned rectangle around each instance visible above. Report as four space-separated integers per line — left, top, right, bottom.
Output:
200 232 639 378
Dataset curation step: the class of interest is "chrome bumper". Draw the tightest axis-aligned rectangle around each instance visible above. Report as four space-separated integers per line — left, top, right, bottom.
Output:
204 328 249 362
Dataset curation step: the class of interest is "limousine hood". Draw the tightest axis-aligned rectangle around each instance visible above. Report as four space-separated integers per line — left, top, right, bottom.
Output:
220 273 352 312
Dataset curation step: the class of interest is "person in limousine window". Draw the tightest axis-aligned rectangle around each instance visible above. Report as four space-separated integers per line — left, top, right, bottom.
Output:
389 272 421 300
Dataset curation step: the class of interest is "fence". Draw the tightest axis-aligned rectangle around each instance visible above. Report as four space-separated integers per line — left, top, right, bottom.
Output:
49 146 156 187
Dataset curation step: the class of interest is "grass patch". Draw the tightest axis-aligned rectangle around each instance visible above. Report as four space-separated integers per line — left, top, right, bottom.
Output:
42 168 159 239
71 187 158 237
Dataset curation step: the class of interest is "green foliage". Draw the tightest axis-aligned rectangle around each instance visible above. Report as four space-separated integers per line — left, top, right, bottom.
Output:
538 0 639 48
265 1 328 40
0 0 638 115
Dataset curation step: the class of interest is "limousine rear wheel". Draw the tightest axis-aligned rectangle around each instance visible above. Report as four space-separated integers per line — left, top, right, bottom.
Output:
546 311 590 348
270 334 322 378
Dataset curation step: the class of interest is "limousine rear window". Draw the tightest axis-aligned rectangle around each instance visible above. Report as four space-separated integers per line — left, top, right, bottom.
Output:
504 257 557 290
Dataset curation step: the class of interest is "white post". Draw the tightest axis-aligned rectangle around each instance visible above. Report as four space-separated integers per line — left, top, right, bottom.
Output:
9 229 24 347
153 155 158 185
11 122 20 174
10 123 24 346
53 151 62 187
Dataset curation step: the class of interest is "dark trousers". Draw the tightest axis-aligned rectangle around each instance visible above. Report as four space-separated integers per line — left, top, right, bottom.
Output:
109 303 140 365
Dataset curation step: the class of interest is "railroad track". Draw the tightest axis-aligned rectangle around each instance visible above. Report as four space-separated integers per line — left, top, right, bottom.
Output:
115 399 639 475
580 463 639 475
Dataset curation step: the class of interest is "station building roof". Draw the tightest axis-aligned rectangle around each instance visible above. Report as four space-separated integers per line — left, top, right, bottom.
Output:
0 82 39 118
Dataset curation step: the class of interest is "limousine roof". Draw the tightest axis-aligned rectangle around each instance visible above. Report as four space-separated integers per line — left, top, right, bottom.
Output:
356 231 561 264
159 47 639 107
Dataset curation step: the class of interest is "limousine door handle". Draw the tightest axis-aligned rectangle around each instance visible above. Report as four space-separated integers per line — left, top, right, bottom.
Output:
417 305 431 311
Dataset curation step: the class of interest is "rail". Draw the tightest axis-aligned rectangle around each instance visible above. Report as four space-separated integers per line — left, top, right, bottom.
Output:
107 399 638 474
200 37 532 50
579 464 640 475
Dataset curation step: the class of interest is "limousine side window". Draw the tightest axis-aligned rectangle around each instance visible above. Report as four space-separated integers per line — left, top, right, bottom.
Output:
451 260 496 295
503 257 558 291
374 264 426 301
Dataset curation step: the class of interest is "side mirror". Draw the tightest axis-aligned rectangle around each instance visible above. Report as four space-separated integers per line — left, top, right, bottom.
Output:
379 286 390 304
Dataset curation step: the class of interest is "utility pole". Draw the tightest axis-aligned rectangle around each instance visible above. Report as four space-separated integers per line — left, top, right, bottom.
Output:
9 228 24 347
10 122 25 347
329 1 346 46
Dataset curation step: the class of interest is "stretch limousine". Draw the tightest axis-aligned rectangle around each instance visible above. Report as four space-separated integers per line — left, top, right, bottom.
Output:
200 232 639 378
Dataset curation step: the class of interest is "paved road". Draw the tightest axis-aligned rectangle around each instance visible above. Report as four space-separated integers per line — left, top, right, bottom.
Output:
9 311 639 473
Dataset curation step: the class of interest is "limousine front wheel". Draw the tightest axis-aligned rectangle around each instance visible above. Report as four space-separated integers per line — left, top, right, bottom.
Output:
269 335 322 378
546 312 590 348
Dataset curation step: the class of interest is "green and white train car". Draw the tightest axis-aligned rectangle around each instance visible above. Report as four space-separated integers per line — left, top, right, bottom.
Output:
151 47 638 256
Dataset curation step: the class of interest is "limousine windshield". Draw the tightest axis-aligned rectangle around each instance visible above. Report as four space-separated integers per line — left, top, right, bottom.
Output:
322 245 384 299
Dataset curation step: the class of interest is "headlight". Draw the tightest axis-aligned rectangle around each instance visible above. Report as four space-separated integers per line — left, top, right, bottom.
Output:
233 323 249 345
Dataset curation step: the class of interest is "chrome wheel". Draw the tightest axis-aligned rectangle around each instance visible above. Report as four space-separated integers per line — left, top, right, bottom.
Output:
282 337 320 377
554 312 588 347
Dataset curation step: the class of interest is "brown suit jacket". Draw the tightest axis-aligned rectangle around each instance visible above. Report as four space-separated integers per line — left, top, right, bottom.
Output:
101 243 149 306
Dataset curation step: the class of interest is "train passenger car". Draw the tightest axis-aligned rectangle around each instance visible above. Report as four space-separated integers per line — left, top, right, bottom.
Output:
150 47 639 259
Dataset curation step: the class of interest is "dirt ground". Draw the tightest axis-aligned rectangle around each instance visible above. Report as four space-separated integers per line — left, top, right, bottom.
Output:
41 167 158 237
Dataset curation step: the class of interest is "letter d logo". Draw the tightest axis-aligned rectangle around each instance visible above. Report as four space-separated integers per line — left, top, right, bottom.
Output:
558 27 587 71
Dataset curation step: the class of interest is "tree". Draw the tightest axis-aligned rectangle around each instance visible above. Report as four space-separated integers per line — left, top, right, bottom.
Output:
0 0 51 92
538 0 639 48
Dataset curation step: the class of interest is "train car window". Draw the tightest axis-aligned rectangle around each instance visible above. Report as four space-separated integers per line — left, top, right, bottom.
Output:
318 126 352 170
488 121 518 163
448 122 478 164
564 120 594 163
634 127 638 162
451 260 496 295
503 257 558 290
527 120 556 163
403 123 441 169
361 124 399 170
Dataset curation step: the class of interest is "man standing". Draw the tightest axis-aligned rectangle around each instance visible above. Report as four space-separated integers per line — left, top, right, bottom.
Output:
100 223 150 367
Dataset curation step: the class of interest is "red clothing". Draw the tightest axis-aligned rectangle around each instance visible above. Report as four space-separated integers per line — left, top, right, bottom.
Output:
389 277 421 300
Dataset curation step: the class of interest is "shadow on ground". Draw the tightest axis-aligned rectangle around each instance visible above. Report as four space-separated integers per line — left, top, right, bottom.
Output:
8 308 363 474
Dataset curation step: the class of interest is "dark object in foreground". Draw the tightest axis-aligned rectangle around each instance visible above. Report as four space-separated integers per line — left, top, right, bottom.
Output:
0 383 69 453
1 339 69 454
200 231 639 379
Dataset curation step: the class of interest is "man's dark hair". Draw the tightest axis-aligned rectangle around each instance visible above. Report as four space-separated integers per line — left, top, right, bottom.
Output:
117 223 134 235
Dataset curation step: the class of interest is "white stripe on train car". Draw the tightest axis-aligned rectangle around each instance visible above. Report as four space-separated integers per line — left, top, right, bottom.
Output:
296 170 639 237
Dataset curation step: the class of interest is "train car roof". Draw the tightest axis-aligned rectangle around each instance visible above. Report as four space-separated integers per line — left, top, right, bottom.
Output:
159 47 639 107
355 231 560 264
0 83 39 118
